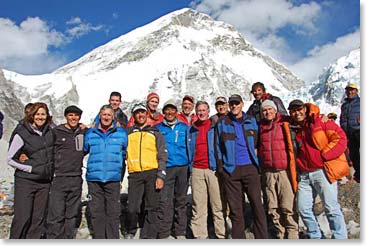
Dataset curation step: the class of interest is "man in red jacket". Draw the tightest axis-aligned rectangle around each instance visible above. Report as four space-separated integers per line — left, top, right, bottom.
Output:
288 99 348 239
259 100 298 239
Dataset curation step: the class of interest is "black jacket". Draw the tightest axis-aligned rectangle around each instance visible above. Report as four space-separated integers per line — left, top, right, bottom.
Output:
54 124 86 177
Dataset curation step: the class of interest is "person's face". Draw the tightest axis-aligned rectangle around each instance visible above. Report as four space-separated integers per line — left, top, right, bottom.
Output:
229 101 244 117
163 106 177 122
290 106 307 123
262 106 276 121
147 98 159 111
65 113 81 128
196 104 209 121
33 108 47 128
109 96 121 110
182 100 194 115
345 88 358 99
134 110 147 126
252 87 265 100
215 102 228 116
100 108 114 128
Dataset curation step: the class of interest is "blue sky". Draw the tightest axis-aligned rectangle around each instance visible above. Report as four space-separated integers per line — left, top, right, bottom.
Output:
0 0 361 82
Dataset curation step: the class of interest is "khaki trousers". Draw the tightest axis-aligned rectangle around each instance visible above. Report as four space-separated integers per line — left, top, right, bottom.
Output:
264 170 299 239
191 167 225 239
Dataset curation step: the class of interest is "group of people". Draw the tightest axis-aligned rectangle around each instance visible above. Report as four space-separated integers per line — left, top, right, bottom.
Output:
5 81 360 239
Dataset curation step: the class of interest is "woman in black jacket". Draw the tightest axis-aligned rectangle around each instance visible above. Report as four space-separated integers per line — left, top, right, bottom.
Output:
7 102 55 239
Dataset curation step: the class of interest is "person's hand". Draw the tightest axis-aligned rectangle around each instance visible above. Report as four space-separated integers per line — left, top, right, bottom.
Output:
320 114 329 123
79 123 87 130
155 178 164 190
19 153 28 163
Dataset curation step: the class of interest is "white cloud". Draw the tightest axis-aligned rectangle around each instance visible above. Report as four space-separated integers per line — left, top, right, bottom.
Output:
0 16 103 74
191 0 321 44
191 0 360 82
65 17 104 39
0 17 66 59
190 0 322 73
290 29 360 82
66 17 83 25
196 0 321 36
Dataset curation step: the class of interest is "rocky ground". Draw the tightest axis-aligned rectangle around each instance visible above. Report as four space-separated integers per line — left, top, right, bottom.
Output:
0 177 360 240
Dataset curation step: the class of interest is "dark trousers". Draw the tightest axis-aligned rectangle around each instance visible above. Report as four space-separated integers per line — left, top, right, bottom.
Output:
126 169 161 239
157 165 188 238
87 181 121 239
348 130 360 181
47 176 82 239
10 176 50 239
221 165 268 239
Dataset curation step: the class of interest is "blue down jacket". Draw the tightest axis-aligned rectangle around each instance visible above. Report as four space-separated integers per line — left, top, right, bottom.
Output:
84 122 128 182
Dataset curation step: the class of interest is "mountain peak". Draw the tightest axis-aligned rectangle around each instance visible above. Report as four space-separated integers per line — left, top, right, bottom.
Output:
3 8 305 135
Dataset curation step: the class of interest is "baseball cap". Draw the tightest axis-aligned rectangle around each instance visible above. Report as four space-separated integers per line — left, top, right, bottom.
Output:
215 96 227 105
228 94 243 104
131 103 147 114
345 82 358 90
327 112 337 120
287 99 305 110
163 99 178 111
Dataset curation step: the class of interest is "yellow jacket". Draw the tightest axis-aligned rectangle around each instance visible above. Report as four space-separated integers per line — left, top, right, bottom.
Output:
126 125 167 179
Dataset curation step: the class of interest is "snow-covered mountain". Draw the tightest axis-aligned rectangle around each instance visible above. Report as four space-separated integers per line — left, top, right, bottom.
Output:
0 8 304 140
0 8 360 142
289 48 360 117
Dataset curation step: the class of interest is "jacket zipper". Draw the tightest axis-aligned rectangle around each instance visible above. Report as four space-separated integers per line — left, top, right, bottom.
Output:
139 131 143 171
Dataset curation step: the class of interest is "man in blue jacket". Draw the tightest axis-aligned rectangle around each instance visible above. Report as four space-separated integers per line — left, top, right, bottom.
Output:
155 99 189 239
215 94 267 239
340 82 360 182
84 104 128 239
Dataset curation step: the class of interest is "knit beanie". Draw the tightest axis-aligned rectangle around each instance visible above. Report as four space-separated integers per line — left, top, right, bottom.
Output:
147 92 160 102
261 100 277 112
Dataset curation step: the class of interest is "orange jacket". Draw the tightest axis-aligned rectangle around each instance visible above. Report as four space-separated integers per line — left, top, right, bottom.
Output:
281 121 298 193
284 103 349 192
